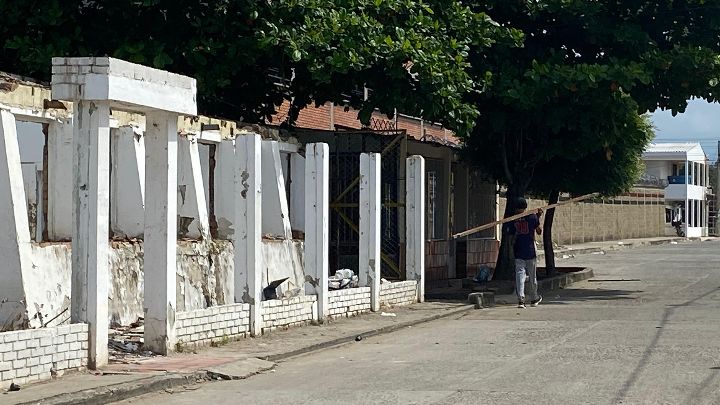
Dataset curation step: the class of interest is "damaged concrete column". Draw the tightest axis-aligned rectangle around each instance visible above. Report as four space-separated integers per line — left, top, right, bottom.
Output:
234 133 263 336
71 100 111 368
0 110 34 330
187 136 211 240
406 155 425 302
304 143 330 320
143 112 178 354
359 153 381 311
52 56 197 360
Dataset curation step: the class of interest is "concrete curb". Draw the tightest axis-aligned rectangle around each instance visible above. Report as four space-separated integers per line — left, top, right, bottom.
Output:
23 372 207 405
538 268 595 291
24 305 474 405
265 304 474 362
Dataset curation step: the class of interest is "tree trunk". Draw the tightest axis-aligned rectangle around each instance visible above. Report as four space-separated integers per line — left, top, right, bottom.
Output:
494 184 523 280
543 190 560 277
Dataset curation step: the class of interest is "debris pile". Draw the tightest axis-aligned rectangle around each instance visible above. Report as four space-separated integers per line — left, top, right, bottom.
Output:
108 317 157 362
328 269 359 290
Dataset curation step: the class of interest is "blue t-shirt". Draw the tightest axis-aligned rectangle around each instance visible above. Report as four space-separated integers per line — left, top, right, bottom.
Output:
505 214 540 260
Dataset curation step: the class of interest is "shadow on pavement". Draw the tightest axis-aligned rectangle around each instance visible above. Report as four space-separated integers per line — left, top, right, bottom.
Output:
541 287 642 304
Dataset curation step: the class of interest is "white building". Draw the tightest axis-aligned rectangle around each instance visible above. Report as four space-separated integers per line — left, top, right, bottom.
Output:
642 142 710 237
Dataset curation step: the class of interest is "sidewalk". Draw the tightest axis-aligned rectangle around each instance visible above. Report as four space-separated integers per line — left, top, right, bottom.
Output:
4 302 471 405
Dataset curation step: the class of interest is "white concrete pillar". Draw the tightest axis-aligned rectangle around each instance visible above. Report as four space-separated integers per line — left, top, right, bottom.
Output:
304 143 330 320
406 155 425 303
0 110 34 329
70 100 110 369
234 134 263 336
143 112 178 355
187 136 210 239
359 153 381 311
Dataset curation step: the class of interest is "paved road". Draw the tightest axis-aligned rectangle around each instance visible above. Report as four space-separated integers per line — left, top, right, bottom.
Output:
115 240 720 404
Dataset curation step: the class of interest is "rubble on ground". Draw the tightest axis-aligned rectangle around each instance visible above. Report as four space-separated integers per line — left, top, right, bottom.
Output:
108 317 158 363
328 269 359 290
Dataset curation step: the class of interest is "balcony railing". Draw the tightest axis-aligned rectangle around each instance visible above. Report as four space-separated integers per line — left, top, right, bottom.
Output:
668 175 693 185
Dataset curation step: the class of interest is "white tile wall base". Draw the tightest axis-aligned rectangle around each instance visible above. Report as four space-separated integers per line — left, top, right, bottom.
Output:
379 281 418 307
327 287 372 319
260 295 317 333
0 323 89 388
175 304 250 349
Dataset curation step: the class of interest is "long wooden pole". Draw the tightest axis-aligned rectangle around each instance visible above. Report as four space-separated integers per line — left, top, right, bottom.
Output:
452 192 599 239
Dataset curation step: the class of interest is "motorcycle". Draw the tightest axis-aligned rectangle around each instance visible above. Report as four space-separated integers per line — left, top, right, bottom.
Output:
671 220 685 237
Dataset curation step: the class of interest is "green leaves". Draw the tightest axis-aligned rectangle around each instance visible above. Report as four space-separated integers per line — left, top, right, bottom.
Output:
263 0 517 132
463 0 720 201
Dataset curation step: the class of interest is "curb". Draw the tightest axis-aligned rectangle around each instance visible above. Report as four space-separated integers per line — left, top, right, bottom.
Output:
539 237 688 259
25 305 474 405
538 268 594 291
265 304 474 362
23 372 207 405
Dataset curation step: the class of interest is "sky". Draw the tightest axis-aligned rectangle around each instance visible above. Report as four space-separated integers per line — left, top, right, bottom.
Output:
651 99 720 162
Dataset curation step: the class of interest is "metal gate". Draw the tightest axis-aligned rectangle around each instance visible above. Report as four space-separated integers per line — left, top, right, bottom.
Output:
328 130 407 279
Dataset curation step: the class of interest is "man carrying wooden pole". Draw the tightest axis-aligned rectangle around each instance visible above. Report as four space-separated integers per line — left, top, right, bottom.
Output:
503 198 543 309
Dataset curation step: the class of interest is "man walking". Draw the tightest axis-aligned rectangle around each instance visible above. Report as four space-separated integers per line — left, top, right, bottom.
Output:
505 198 543 309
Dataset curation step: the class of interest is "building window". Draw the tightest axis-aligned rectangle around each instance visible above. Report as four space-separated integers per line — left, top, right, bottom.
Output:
425 159 446 240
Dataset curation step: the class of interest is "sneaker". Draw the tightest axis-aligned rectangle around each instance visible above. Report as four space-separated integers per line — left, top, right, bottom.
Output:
518 300 526 309
530 296 543 307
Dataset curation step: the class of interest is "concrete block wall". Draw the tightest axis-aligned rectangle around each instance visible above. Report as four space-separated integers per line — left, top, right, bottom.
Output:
426 240 450 281
260 295 317 332
175 304 250 348
380 281 418 307
0 324 88 388
327 287 371 319
498 190 666 246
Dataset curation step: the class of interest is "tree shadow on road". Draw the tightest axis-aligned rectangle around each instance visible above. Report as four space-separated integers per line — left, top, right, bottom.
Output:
611 287 720 403
540 286 641 304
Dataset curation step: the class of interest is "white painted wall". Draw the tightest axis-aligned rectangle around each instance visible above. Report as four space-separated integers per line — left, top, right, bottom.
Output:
110 127 145 239
47 120 73 241
666 184 706 201
261 240 306 298
177 136 205 239
27 244 72 326
214 139 235 239
289 152 306 233
644 160 671 180
260 141 292 238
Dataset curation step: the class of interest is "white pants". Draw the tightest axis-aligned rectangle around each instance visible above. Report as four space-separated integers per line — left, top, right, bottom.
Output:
515 258 539 302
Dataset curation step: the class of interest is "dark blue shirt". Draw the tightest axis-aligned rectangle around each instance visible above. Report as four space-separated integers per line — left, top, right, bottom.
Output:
505 214 540 260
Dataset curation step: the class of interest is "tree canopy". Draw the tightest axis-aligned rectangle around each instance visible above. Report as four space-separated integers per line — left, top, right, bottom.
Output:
0 0 519 133
460 0 720 278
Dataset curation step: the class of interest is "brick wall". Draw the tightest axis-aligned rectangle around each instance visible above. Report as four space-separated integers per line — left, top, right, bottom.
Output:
426 240 450 281
175 304 250 348
380 281 418 307
260 295 317 332
0 324 88 389
327 287 372 319
466 239 500 278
